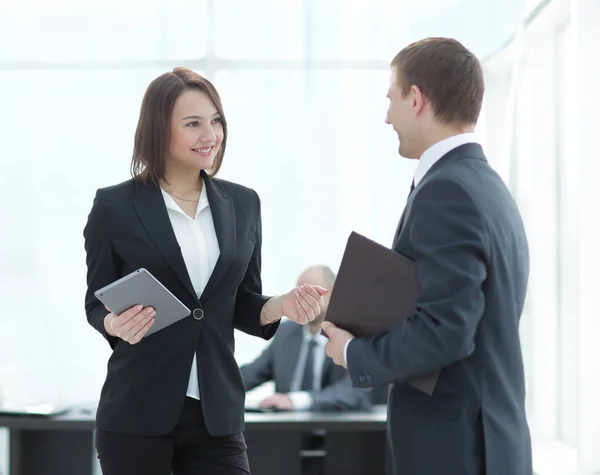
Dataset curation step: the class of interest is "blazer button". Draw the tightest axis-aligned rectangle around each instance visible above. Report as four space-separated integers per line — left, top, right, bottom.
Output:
359 375 366 383
193 308 204 320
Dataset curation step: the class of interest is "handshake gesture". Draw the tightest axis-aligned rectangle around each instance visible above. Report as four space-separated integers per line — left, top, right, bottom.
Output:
263 283 329 326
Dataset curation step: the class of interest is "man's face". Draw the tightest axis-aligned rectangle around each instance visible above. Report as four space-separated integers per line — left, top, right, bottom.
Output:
385 68 422 159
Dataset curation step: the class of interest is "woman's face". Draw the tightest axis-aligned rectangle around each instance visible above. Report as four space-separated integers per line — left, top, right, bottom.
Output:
167 89 224 172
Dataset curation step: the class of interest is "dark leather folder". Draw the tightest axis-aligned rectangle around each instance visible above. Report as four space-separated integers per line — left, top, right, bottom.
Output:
324 231 439 395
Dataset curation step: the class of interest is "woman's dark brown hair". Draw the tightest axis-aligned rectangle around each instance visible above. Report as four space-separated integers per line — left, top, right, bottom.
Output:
131 67 227 186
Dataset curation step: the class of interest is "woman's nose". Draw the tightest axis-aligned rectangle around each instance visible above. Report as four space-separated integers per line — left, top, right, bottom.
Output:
199 125 216 142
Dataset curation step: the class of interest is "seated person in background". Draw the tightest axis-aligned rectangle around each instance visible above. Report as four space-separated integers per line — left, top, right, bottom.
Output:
240 265 372 411
371 384 389 405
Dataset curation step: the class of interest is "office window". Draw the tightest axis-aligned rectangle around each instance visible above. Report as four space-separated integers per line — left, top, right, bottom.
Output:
0 0 208 62
214 0 304 60
0 0 415 402
555 19 578 447
481 7 582 472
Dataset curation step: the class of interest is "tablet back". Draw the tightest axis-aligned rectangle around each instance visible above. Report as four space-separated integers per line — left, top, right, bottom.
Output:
94 268 191 337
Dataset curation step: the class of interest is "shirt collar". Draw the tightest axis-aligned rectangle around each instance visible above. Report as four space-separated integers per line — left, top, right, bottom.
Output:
414 133 478 187
160 179 209 219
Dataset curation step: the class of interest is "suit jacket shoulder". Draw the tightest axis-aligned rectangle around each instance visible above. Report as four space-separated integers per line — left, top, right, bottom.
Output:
211 177 257 199
208 177 260 230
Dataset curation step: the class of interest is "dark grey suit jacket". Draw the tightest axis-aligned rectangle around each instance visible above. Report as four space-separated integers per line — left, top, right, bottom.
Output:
240 321 372 411
347 144 532 475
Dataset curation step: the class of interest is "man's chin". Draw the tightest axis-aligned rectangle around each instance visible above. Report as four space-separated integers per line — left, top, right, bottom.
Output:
399 146 418 160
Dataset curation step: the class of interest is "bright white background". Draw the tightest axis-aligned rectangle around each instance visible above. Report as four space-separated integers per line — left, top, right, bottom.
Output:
1 0 599 474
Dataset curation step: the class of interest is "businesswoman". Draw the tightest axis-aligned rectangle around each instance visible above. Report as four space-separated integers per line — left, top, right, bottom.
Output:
83 67 328 475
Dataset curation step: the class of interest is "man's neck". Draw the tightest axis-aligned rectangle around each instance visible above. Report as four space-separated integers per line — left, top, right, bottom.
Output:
308 323 322 336
417 124 475 159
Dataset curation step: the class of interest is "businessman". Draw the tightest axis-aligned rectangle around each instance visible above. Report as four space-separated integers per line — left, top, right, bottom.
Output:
240 265 371 412
323 38 532 475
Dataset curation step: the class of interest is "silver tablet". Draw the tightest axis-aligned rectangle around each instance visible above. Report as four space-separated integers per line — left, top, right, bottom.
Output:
94 268 191 338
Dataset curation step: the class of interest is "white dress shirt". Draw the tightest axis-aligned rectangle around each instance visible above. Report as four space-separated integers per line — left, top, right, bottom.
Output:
160 181 220 400
288 326 329 410
343 133 479 365
413 132 478 187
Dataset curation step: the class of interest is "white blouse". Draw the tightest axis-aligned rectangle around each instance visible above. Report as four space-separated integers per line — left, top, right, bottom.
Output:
160 181 220 400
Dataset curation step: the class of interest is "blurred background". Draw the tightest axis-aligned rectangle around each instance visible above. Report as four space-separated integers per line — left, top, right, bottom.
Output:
1 0 599 473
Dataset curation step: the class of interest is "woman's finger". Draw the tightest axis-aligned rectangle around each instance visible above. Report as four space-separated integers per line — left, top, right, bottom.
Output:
128 317 155 345
297 287 321 314
308 285 329 296
119 307 155 335
294 291 314 322
301 284 324 302
125 310 155 339
116 304 145 327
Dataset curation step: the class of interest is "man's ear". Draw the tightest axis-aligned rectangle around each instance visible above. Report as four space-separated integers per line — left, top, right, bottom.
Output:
411 85 428 115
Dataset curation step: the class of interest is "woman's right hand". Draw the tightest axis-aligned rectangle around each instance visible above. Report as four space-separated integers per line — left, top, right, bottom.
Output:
104 304 156 344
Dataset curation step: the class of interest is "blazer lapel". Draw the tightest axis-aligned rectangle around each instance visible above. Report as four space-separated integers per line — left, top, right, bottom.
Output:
392 143 487 243
320 351 334 386
200 176 236 302
134 181 198 301
393 207 408 243
393 187 415 242
279 327 304 393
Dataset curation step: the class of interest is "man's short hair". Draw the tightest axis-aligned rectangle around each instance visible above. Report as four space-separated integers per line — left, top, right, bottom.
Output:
319 265 336 288
391 37 484 125
300 265 336 288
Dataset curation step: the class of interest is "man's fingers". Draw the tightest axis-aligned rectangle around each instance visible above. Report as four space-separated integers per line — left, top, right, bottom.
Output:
322 321 337 337
259 396 275 408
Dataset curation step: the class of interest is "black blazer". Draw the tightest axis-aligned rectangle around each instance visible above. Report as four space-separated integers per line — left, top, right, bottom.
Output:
347 144 532 475
84 173 279 437
240 321 372 411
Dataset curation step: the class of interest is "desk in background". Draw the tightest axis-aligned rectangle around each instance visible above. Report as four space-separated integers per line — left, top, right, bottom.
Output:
0 406 387 475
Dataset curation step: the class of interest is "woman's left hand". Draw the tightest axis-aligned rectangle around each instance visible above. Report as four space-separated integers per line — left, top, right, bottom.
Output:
281 283 329 325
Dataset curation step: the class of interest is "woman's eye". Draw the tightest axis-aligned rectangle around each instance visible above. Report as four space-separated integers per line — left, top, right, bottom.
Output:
186 121 199 127
212 117 222 124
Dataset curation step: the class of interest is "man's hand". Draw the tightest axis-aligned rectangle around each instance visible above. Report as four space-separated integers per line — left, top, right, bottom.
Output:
259 393 294 411
322 321 355 368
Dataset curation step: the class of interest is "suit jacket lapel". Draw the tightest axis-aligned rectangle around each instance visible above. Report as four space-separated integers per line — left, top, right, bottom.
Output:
393 189 415 242
279 327 303 393
134 181 198 301
200 176 236 302
320 351 334 386
393 143 487 243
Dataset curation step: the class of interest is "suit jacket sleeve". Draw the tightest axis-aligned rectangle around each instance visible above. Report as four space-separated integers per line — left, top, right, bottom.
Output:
239 341 276 391
233 190 279 340
310 374 373 411
83 188 120 349
347 178 488 387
